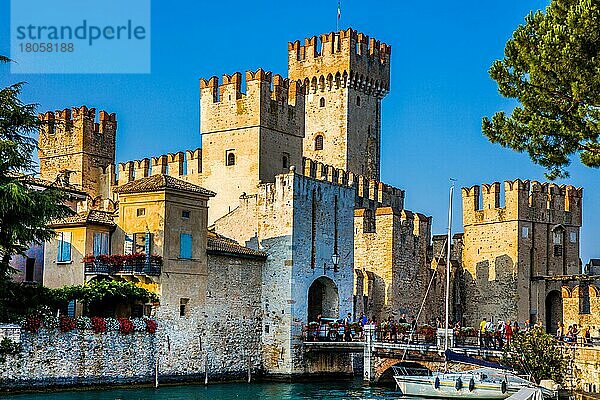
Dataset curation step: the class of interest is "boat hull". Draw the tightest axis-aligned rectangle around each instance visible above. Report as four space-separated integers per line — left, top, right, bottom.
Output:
394 375 517 399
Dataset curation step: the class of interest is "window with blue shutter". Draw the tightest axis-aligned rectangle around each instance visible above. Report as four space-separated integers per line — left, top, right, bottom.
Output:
93 232 110 256
180 234 192 259
57 232 72 262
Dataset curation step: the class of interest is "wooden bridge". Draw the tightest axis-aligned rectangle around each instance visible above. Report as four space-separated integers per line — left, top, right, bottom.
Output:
303 326 503 383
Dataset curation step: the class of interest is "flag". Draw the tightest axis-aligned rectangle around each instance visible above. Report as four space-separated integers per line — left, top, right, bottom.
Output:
337 0 341 21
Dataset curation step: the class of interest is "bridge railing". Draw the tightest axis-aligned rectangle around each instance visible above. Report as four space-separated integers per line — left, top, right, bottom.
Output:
302 323 505 350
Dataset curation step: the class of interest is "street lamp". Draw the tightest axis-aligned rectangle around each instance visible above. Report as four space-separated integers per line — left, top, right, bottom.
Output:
331 252 340 272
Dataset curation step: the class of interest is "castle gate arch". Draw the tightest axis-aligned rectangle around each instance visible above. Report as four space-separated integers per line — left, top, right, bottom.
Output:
308 276 339 322
545 290 563 334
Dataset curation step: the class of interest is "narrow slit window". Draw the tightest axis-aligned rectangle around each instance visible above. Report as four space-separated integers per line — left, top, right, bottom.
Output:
226 150 236 166
315 135 324 151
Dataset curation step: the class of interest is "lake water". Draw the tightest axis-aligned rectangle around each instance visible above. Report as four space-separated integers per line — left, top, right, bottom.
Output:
1 379 401 400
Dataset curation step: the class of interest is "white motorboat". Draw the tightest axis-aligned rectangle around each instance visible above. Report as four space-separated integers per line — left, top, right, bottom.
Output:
393 365 550 399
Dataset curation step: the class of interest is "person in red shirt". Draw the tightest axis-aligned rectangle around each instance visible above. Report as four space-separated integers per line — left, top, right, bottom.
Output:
505 320 513 346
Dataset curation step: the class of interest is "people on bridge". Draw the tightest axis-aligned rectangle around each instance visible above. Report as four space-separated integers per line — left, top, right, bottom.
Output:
505 320 513 346
359 313 367 327
342 313 353 342
399 314 407 324
479 318 487 348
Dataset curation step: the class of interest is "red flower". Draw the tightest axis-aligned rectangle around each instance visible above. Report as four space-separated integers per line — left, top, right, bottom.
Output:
59 316 76 332
145 319 158 334
91 317 107 334
23 315 42 333
118 318 134 334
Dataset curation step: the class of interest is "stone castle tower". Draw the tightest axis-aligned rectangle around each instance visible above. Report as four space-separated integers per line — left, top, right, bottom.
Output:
461 180 583 332
200 69 305 221
38 106 116 198
288 29 391 180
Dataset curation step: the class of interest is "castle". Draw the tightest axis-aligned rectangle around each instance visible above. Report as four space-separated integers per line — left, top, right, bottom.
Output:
10 27 595 379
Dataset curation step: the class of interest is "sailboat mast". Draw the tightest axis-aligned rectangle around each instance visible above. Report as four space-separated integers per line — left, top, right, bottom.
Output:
444 183 454 352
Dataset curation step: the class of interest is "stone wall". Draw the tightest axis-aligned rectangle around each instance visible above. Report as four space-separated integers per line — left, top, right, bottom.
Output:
213 170 356 377
353 207 434 323
460 180 583 328
1 330 158 389
38 107 116 198
1 251 264 390
571 346 600 394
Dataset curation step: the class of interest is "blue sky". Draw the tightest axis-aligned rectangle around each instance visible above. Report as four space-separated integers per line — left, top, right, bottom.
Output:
0 0 598 261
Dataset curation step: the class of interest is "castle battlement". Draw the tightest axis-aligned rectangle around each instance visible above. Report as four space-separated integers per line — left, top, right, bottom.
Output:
200 68 305 136
462 179 583 226
38 106 116 136
38 105 116 197
288 28 391 96
100 148 202 187
300 157 404 209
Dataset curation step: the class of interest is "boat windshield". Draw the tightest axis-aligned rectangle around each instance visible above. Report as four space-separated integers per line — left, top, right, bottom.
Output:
392 366 432 376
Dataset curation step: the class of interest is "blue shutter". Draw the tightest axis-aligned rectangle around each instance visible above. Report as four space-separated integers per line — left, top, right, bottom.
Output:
62 232 71 261
180 234 192 259
102 232 109 254
57 232 72 262
93 233 101 256
67 300 76 317
145 232 152 255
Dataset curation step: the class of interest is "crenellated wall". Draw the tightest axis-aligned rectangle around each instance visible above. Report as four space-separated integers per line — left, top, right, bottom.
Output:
211 169 355 377
462 179 583 226
460 179 583 329
38 106 116 198
289 29 390 180
199 68 306 223
200 69 305 136
97 148 203 205
300 157 404 209
288 28 391 94
353 207 433 322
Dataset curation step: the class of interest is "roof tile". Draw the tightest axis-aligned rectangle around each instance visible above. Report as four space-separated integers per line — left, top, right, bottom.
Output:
114 174 216 197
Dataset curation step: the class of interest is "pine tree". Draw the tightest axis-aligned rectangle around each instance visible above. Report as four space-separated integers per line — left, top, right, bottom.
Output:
0 57 73 281
483 0 600 179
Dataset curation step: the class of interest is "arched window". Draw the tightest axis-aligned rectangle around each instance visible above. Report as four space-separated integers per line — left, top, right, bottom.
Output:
319 97 325 107
356 96 361 106
282 153 289 169
226 150 236 166
314 135 324 151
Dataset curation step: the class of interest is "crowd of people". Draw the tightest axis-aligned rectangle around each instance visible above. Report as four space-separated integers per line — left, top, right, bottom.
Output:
475 318 520 349
555 322 594 345
309 313 597 347
475 318 597 349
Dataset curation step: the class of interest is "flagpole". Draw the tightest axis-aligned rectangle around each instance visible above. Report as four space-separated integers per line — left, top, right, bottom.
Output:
337 0 341 31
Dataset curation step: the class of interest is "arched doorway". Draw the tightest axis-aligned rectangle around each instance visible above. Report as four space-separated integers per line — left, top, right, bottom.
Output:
308 276 339 322
545 290 563 334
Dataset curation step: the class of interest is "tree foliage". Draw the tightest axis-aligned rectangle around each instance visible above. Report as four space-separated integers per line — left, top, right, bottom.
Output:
483 0 600 179
0 56 73 280
501 327 566 384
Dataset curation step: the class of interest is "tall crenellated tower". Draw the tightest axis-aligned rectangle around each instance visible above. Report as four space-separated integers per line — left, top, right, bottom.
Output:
461 179 583 332
200 69 305 222
288 28 391 180
38 106 116 198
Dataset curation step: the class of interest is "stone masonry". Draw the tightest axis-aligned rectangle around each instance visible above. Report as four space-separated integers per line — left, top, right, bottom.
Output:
461 180 583 330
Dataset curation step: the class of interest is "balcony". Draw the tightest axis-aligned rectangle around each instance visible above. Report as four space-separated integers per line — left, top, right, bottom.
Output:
84 254 162 277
